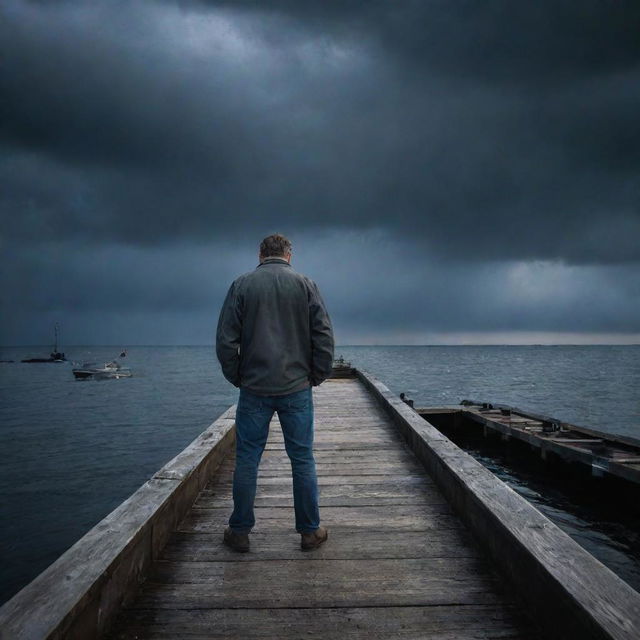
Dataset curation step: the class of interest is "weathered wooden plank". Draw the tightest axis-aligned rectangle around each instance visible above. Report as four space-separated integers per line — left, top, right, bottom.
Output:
268 432 400 442
133 557 509 609
551 438 604 444
108 604 535 640
197 481 442 503
258 448 419 462
212 495 441 508
269 422 395 431
150 555 491 583
264 442 398 451
197 488 444 508
179 504 459 533
199 465 443 506
218 460 426 476
270 426 398 437
161 528 481 561
205 474 433 487
464 408 640 484
132 582 507 610
251 435 400 445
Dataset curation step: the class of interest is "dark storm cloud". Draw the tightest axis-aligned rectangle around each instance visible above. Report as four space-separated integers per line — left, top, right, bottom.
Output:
208 0 640 83
1 1 639 344
1 0 639 263
2 231 638 346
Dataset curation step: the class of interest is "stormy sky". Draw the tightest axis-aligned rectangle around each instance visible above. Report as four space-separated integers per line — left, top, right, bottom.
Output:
1 0 639 345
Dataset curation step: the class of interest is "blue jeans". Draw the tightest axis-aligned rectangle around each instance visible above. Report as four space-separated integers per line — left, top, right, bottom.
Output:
229 386 320 534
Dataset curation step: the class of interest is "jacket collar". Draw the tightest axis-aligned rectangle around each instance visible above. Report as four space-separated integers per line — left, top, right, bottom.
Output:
258 258 291 267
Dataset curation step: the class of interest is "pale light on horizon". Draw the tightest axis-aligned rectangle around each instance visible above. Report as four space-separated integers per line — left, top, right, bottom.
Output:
336 331 640 346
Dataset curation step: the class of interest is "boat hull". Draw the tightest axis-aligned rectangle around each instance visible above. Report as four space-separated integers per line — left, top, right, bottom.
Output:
73 369 132 380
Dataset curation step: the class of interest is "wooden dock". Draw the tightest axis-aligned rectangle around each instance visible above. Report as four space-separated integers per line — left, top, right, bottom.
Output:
419 402 640 484
106 377 535 639
2 370 640 640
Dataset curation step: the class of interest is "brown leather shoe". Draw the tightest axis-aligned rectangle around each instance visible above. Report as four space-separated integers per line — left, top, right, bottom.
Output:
223 527 250 552
301 526 328 551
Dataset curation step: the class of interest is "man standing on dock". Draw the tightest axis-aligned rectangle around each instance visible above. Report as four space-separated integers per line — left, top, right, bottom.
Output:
216 233 335 552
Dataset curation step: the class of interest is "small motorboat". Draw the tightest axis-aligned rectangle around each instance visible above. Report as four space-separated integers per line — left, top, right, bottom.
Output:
72 360 132 380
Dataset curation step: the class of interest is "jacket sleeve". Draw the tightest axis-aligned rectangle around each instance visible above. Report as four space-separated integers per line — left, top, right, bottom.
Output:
308 280 335 386
216 280 242 387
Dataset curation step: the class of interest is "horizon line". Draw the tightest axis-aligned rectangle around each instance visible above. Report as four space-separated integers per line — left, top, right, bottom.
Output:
3 343 639 348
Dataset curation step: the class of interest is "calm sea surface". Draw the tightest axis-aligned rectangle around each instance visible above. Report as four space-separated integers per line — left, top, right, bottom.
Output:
1 345 638 603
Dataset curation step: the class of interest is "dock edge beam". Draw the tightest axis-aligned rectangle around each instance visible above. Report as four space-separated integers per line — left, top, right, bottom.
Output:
356 369 640 640
0 408 236 640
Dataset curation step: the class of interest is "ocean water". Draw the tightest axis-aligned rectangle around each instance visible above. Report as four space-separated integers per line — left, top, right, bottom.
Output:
339 345 640 437
0 345 638 604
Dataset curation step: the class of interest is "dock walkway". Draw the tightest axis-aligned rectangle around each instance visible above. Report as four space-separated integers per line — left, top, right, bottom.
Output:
107 378 535 639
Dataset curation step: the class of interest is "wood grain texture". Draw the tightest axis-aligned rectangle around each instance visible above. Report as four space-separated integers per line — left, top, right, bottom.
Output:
106 378 538 640
161 528 481 562
108 605 536 640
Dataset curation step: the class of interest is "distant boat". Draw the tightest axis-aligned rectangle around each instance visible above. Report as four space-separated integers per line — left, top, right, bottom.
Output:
72 360 132 380
21 323 67 363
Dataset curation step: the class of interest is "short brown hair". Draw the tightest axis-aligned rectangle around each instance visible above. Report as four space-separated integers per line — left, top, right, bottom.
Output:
259 233 292 258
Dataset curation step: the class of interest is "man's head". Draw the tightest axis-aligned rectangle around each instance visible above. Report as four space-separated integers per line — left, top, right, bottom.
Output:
259 233 292 263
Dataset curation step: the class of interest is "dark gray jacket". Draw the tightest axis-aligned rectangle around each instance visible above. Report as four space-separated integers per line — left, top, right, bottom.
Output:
216 258 334 395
